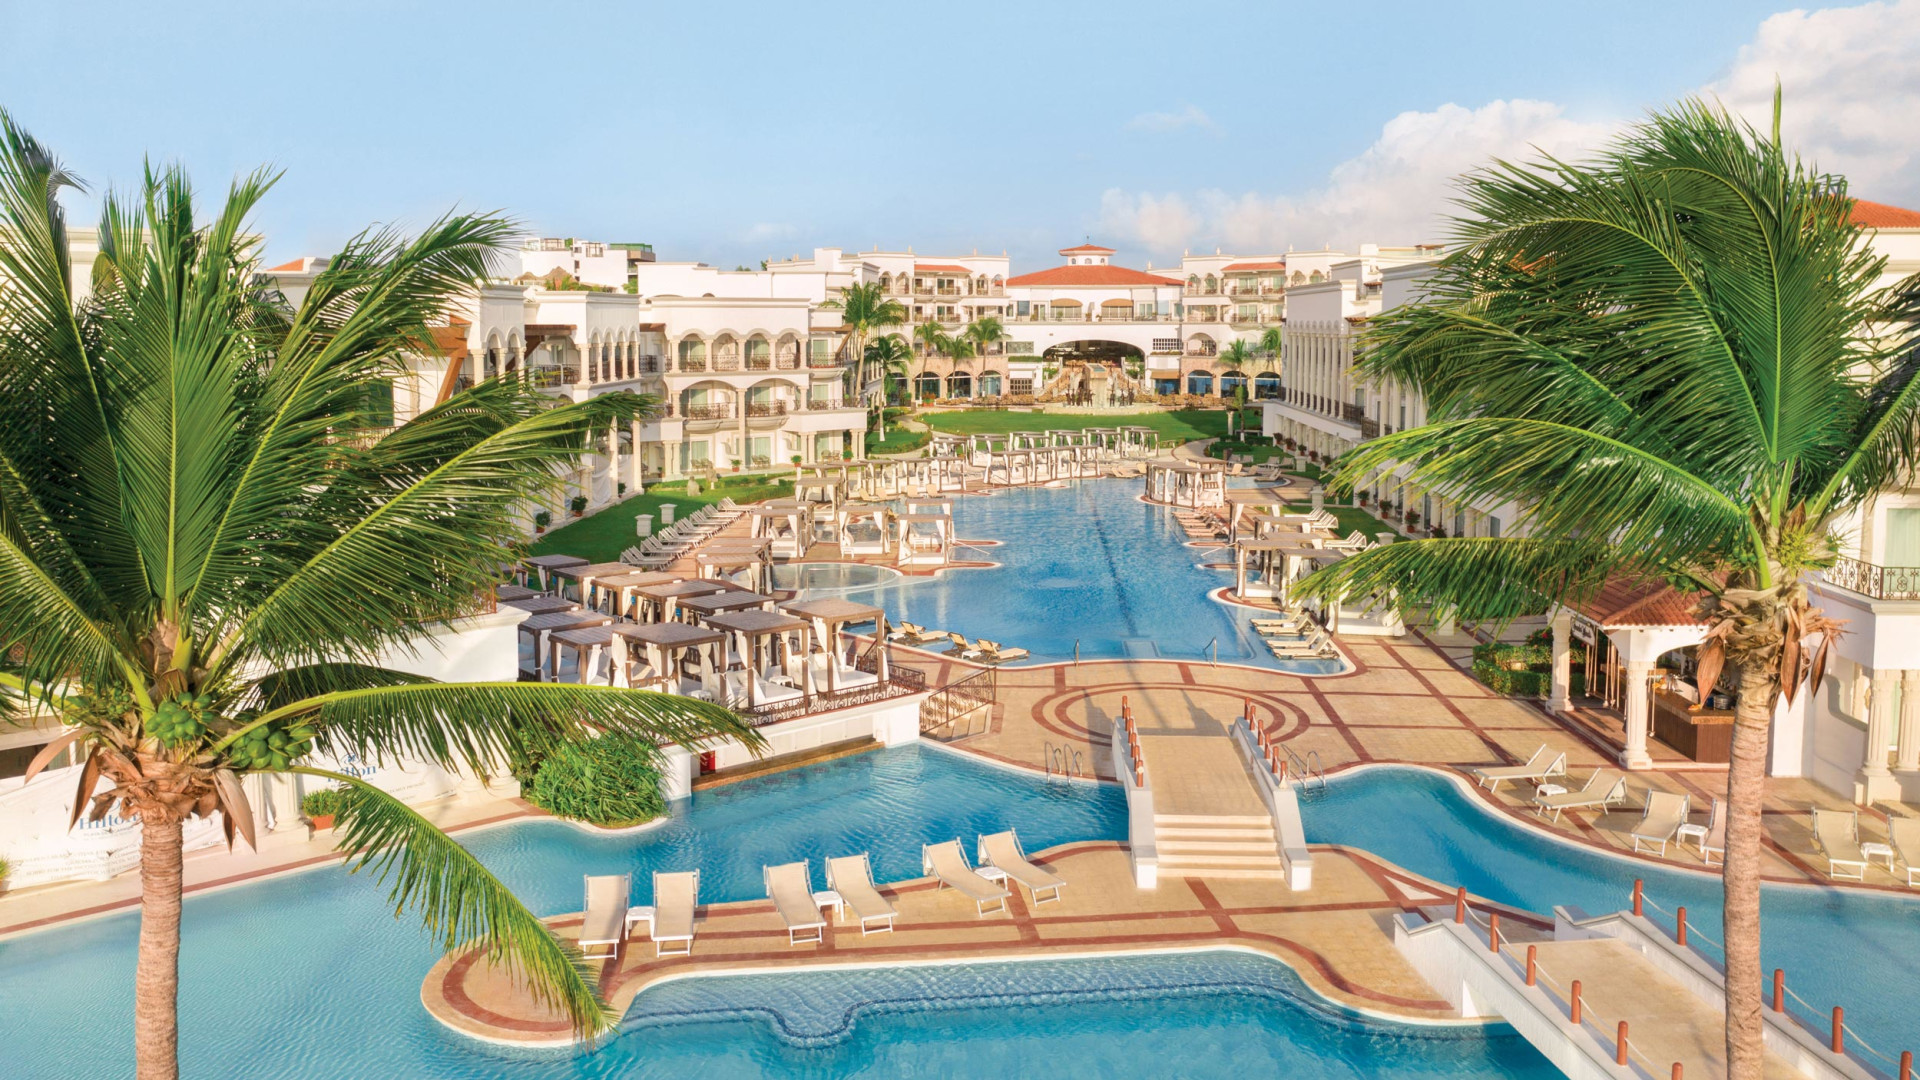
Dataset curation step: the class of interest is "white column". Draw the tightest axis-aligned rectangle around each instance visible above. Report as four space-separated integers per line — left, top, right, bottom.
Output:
1547 608 1573 713
1898 669 1920 772
1859 669 1896 796
628 418 644 493
1619 658 1655 770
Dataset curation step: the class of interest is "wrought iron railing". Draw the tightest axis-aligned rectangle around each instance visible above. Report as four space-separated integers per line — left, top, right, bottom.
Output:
918 664 996 738
1822 556 1920 600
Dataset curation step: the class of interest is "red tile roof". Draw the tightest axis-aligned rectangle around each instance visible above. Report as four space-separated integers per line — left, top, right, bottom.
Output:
1005 265 1181 288
1222 261 1287 272
1570 578 1710 628
1851 199 1920 229
266 257 312 272
1059 243 1115 254
914 263 970 273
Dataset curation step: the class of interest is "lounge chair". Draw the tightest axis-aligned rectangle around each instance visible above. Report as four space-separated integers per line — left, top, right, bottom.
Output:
1630 790 1690 856
642 870 699 956
944 632 981 659
764 860 827 946
1471 746 1568 792
1532 768 1628 821
922 839 1010 916
1887 817 1920 887
1811 807 1869 881
977 829 1065 905
1695 797 1727 866
889 621 947 646
825 853 898 935
579 874 630 960
977 640 1030 664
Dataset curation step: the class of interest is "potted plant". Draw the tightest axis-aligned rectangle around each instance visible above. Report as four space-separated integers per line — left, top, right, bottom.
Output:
1404 510 1421 528
532 510 552 535
569 495 588 517
1357 492 1370 506
301 787 349 831
617 482 626 497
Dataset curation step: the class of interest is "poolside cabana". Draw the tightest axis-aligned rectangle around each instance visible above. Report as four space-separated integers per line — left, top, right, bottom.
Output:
794 476 846 512
749 501 811 560
679 589 776 624
496 583 539 603
836 503 890 557
520 553 587 592
548 624 617 685
985 448 1035 487
1232 537 1306 601
1144 459 1226 508
549 561 638 606
503 594 577 616
612 620 727 693
632 579 730 624
1543 581 1715 771
695 543 773 594
518 608 613 680
591 570 683 619
782 598 888 694
896 511 953 568
1226 488 1290 535
1120 426 1159 459
930 453 970 492
704 609 814 710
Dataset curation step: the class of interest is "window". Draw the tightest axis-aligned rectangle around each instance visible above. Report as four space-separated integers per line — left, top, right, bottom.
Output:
1887 508 1920 566
1454 510 1467 537
1487 516 1502 539
809 338 831 362
1005 341 1035 355
1010 378 1034 395
1016 301 1030 316
1398 403 1407 429
687 440 711 468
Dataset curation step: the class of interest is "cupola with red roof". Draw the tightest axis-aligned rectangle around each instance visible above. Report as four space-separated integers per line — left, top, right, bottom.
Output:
1058 242 1116 266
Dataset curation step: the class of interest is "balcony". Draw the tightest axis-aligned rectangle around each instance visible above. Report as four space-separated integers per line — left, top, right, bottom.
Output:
1184 286 1221 297
679 358 707 373
1822 556 1920 600
808 354 844 369
804 398 846 411
1340 403 1365 425
529 365 577 388
746 355 772 371
712 355 742 372
681 403 734 431
746 401 789 418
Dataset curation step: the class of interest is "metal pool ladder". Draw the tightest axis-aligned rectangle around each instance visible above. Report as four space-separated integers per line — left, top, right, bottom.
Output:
1043 741 1085 785
1281 742 1328 795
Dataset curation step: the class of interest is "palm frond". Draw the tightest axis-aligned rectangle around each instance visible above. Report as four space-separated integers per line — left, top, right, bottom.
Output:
1292 536 1616 626
293 767 615 1040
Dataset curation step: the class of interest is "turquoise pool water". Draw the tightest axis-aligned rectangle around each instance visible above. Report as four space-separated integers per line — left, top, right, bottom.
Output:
793 478 1343 672
1304 767 1920 1057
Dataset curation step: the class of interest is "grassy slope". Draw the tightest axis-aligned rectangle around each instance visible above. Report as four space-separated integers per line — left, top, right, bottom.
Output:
921 409 1236 443
529 476 793 563
1286 501 1398 538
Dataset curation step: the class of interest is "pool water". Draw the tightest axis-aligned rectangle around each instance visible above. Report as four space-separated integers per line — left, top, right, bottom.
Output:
1304 767 1920 1055
801 478 1341 671
769 562 900 594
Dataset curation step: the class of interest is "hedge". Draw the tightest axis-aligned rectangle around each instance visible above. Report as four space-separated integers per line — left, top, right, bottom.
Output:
1471 641 1584 698
522 733 667 827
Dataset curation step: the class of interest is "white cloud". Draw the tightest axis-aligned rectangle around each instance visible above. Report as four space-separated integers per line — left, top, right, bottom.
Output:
1125 105 1216 134
1097 0 1920 256
1710 0 1920 204
738 222 797 244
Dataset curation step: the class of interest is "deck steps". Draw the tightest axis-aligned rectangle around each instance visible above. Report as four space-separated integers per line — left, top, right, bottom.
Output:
1152 811 1286 880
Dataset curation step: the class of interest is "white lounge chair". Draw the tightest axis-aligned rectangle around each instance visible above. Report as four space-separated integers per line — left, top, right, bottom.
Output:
825 853 897 935
922 839 1009 916
1695 797 1727 866
1887 817 1920 887
977 829 1065 905
641 870 699 956
976 640 1030 664
1630 790 1690 856
1471 746 1568 792
579 874 630 960
764 860 826 946
1811 807 1869 881
1532 769 1628 821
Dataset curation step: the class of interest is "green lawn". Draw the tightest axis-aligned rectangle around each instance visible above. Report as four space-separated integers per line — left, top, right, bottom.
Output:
529 476 793 563
921 408 1241 445
866 425 931 455
1286 501 1398 539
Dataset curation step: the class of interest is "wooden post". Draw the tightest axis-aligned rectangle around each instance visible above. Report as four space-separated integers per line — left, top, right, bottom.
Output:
1832 1007 1844 1055
1675 906 1687 947
1898 1050 1910 1080
1455 887 1467 924
1525 945 1537 987
1488 912 1500 953
1773 969 1785 1012
1672 1064 1683 1080
1617 1021 1630 1066
1632 878 1644 917
1570 980 1582 1025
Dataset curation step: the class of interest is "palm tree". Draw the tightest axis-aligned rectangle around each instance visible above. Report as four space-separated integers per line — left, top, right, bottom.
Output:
1293 97 1917 1079
822 282 905 422
0 117 760 1080
943 334 978 399
1258 325 1283 361
1218 340 1254 435
912 320 952 398
962 314 1007 363
864 333 913 436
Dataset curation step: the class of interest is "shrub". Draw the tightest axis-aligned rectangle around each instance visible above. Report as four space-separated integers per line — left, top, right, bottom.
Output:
533 510 552 530
301 787 350 819
1470 641 1584 698
523 733 667 827
569 495 589 516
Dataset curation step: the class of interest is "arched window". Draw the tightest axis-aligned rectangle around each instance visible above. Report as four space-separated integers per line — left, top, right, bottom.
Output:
1253 371 1281 399
1308 271 1324 283
744 335 770 368
1203 274 1218 294
946 372 973 398
913 373 941 401
677 338 706 370
1290 271 1306 285
1218 370 1248 397
1186 371 1214 395
977 372 1003 397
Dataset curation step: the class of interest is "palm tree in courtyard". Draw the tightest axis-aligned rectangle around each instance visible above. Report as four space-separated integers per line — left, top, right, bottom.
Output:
1258 325 1283 361
943 333 978 399
962 313 1007 364
864 332 913 436
0 117 759 1080
1293 97 1919 1079
913 320 953 398
1218 339 1254 435
821 281 905 422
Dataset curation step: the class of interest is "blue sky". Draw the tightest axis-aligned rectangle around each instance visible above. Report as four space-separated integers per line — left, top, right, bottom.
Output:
3 0 1912 267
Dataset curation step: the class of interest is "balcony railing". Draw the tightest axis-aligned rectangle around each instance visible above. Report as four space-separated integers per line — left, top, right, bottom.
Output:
746 401 789 418
682 404 734 421
808 355 843 369
712 355 741 372
1340 403 1365 425
1822 556 1920 600
680 358 707 372
746 355 772 371
804 398 844 410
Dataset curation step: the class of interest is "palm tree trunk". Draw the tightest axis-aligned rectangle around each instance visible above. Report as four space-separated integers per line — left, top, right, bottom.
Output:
1722 662 1774 1080
135 814 185 1080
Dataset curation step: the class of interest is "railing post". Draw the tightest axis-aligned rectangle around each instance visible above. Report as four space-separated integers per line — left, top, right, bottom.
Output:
1455 887 1467 925
1675 906 1687 947
1570 980 1582 1025
1487 912 1500 954
1672 1064 1683 1080
1525 945 1537 987
1773 969 1785 1013
1616 1021 1629 1066
1831 1006 1844 1055
1632 878 1644 917
1898 1049 1911 1080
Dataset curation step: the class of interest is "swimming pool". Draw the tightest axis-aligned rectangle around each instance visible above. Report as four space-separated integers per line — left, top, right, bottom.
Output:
795 478 1343 671
1304 766 1920 1057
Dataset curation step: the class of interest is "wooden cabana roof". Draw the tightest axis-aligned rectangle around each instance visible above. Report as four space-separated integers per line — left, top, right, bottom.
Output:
550 561 634 582
635 580 730 601
704 609 809 637
503 595 577 615
701 536 773 554
522 554 588 570
695 549 767 569
496 584 539 601
782 598 882 624
518 609 612 634
614 621 725 648
551 625 616 648
594 570 681 589
1225 488 1289 506
679 590 774 616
